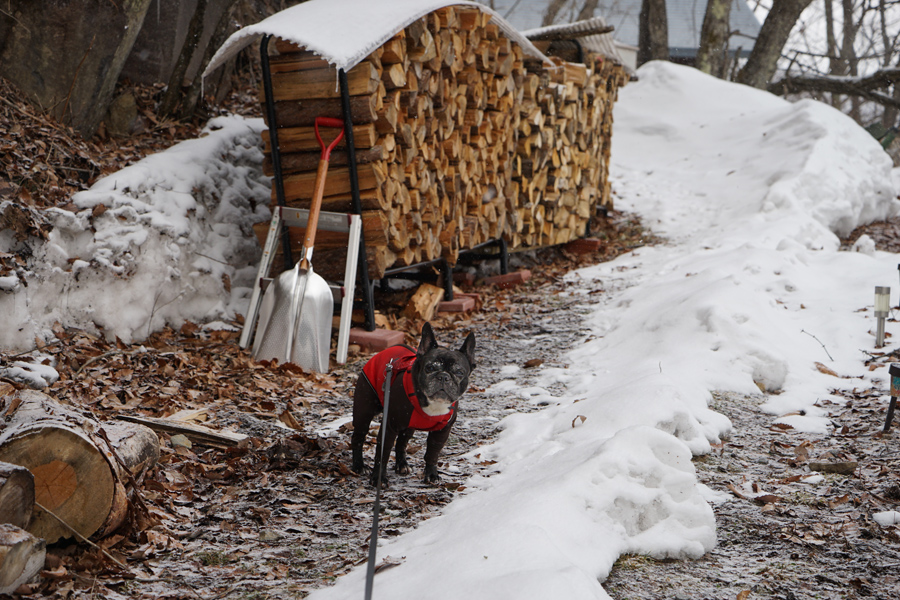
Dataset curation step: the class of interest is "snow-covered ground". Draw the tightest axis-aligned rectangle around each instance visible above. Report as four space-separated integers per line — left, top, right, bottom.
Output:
303 63 899 599
2 58 898 598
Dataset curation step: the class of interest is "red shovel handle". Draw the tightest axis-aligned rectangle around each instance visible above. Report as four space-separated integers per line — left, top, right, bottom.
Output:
315 117 345 161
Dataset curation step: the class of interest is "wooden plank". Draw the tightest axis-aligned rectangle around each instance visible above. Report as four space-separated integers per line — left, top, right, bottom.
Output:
269 61 379 100
116 415 248 450
261 123 378 152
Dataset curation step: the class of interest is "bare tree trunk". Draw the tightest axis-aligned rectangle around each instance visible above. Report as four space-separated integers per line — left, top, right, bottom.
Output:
878 0 900 128
542 0 569 26
160 0 210 118
736 0 813 89
824 0 842 108
638 0 669 66
179 0 239 120
577 0 600 22
696 0 733 77
841 0 861 121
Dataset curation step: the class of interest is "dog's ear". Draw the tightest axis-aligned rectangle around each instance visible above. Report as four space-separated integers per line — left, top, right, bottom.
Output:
459 332 476 369
417 322 438 356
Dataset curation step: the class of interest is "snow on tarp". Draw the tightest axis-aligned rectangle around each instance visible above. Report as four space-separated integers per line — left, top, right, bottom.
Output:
203 0 550 80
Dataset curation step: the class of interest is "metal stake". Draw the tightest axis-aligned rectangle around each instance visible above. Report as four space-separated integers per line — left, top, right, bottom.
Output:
885 363 900 433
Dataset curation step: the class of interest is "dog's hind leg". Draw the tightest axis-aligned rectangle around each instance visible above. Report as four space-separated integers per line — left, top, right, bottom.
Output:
350 376 378 475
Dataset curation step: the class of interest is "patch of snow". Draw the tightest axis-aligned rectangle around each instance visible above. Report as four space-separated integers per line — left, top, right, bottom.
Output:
0 116 271 350
873 511 900 527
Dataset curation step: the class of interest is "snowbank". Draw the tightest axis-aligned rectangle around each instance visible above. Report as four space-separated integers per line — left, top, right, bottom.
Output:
0 116 271 350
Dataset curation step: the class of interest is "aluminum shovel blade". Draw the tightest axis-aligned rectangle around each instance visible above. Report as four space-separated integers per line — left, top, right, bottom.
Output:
286 266 332 373
252 264 331 372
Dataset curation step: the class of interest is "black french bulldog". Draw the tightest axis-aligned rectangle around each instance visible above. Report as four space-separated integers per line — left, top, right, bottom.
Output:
351 322 476 485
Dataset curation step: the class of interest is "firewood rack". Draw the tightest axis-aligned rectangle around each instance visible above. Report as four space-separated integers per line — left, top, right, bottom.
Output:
457 238 510 275
257 34 518 328
376 238 511 299
375 258 454 301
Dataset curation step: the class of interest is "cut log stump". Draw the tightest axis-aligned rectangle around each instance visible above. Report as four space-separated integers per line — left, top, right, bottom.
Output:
0 390 161 544
0 523 45 595
0 461 34 529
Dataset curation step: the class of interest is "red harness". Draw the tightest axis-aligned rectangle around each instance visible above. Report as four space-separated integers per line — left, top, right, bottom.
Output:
362 345 455 432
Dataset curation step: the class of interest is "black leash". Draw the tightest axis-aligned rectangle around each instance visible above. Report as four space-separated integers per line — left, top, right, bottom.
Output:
365 359 393 600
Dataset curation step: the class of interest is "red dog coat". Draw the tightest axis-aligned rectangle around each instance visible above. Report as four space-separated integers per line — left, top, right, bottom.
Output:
362 345 455 432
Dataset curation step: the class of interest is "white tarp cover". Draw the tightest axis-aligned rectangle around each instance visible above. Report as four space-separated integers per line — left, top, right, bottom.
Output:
203 0 550 78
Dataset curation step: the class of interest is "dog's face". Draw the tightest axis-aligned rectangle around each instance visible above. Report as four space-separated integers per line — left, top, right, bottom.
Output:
411 323 476 416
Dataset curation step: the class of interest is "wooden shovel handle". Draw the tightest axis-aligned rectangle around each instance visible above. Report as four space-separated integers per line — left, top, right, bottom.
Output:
300 158 328 269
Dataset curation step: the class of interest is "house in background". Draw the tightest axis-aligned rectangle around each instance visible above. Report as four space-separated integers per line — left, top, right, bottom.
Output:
481 0 762 71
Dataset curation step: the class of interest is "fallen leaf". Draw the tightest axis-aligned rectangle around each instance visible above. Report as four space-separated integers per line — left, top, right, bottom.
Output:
809 461 857 475
754 494 783 505
278 409 303 430
770 422 794 431
727 484 748 500
815 362 838 377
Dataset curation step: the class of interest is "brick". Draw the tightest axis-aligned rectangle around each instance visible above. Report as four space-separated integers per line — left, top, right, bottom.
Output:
484 270 531 289
348 328 406 352
437 296 476 313
563 237 602 255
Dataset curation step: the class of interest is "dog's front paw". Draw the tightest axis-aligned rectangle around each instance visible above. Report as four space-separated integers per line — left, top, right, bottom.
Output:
394 456 411 475
351 459 371 476
423 464 442 485
369 467 390 487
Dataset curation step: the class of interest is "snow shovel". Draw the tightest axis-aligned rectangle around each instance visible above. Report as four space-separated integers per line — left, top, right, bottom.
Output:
252 117 346 372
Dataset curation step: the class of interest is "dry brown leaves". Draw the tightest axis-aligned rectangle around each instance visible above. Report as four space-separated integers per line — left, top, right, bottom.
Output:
0 73 259 212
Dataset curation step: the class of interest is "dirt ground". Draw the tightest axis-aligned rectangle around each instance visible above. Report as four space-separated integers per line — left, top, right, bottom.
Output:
605 390 900 600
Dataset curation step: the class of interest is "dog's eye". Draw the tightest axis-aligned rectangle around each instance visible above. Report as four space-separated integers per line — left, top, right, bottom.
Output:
427 363 440 372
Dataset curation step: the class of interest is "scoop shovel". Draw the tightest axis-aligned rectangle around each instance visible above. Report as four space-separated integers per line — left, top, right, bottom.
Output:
252 117 345 372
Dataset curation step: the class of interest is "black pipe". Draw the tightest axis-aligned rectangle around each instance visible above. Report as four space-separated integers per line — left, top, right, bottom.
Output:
339 67 376 331
259 35 293 268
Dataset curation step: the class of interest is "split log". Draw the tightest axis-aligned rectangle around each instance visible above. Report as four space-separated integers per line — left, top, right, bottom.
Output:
0 462 34 529
263 146 384 176
0 524 45 595
266 96 378 128
403 283 445 321
0 390 160 544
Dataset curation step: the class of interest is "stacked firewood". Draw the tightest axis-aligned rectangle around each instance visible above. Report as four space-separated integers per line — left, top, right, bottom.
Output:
257 5 626 279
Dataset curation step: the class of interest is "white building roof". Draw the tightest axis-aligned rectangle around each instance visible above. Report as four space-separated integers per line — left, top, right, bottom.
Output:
481 0 762 58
